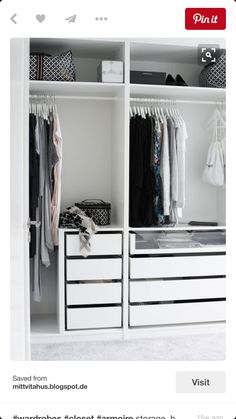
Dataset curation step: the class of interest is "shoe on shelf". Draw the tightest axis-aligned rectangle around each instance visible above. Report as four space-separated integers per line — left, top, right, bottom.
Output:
175 74 188 86
165 74 175 85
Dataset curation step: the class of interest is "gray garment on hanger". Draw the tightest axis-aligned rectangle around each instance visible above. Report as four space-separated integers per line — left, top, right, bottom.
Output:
31 203 42 302
37 116 53 267
48 112 59 194
167 117 178 224
160 117 170 216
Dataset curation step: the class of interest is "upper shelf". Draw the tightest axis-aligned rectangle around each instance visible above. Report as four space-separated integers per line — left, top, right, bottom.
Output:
29 81 125 98
29 81 226 102
130 84 226 102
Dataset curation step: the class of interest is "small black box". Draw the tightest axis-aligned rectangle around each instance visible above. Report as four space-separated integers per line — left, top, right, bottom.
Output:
130 70 166 85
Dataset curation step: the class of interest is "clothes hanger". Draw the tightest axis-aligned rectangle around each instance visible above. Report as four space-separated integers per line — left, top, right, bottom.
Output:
157 106 163 124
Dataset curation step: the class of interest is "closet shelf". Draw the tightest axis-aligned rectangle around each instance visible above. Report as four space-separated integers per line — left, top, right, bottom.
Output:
29 81 125 98
59 224 124 232
130 84 226 102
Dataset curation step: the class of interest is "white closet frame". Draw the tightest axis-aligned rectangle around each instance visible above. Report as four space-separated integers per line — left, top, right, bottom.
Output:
10 38 226 356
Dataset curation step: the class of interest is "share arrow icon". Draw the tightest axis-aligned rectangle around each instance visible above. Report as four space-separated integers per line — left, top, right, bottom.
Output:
65 14 77 23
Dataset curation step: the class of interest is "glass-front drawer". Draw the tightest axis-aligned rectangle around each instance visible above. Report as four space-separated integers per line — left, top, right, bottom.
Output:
129 230 226 254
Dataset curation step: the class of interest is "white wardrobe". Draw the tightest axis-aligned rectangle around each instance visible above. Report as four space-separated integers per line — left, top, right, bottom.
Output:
10 38 226 358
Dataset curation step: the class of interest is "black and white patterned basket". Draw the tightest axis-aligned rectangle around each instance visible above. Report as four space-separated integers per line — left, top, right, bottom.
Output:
75 200 111 226
30 50 76 82
199 53 226 88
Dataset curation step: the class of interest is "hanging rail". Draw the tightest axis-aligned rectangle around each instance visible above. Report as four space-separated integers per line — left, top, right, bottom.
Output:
29 94 117 101
130 97 226 106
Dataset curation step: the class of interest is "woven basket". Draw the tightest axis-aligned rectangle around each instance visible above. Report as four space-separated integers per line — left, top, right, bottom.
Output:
199 53 226 88
75 200 111 226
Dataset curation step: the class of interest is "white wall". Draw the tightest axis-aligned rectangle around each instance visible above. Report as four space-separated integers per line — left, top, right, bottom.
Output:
58 99 113 211
180 103 225 224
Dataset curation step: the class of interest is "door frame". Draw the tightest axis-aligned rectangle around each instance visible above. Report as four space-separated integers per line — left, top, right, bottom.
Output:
10 38 31 360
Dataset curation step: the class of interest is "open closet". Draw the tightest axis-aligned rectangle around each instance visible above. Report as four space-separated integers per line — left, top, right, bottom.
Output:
10 38 226 355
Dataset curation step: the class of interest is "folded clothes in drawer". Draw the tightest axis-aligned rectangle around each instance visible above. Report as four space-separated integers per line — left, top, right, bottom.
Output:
192 231 226 246
67 306 122 330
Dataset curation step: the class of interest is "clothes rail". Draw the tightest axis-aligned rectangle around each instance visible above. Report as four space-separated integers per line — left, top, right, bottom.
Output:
130 97 226 106
30 95 117 101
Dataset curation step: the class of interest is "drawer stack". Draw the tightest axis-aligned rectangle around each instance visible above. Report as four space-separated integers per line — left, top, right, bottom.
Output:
129 232 226 327
65 232 123 330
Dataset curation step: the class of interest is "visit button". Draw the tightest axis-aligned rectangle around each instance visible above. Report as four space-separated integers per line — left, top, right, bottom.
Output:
176 371 226 393
185 8 226 30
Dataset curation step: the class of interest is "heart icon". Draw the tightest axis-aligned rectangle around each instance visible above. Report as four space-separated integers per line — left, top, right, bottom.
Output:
36 14 46 23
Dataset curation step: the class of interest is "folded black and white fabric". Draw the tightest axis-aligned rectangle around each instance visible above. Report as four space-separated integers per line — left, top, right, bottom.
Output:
59 206 97 257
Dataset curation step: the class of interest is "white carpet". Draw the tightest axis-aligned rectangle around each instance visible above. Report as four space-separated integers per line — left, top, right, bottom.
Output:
31 333 225 361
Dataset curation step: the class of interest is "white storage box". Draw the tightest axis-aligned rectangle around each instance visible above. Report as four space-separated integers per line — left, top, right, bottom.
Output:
97 61 123 83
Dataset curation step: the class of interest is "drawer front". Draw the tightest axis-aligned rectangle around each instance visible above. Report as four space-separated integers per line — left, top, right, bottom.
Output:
67 282 122 305
130 278 226 302
130 255 225 279
130 301 226 327
67 306 122 330
67 258 122 281
66 233 122 256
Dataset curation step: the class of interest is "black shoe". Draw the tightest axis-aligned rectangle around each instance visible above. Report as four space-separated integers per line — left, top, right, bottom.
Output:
166 74 175 85
175 74 188 86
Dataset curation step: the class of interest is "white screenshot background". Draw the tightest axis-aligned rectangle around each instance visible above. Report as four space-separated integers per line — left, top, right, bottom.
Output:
0 0 236 417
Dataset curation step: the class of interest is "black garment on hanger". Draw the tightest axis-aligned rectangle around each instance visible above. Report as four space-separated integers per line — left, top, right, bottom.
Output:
141 115 155 226
129 115 144 227
29 113 39 258
129 115 155 227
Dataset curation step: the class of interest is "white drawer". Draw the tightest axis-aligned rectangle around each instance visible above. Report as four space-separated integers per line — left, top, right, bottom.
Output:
129 231 226 255
67 306 122 330
66 233 122 256
67 282 122 305
67 258 122 281
130 278 226 302
130 255 225 279
130 301 226 326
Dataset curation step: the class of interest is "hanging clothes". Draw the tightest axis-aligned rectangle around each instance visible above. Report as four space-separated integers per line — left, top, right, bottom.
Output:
202 108 226 187
51 109 63 245
29 99 62 302
129 103 188 227
160 115 170 217
29 113 39 258
129 115 155 227
152 118 164 225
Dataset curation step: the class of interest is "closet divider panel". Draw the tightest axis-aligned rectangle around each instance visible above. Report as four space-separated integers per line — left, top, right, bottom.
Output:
110 87 126 227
